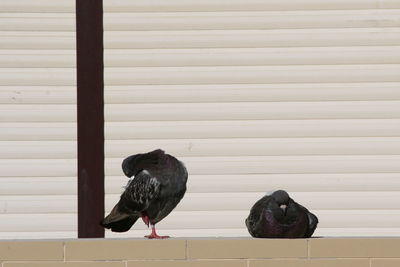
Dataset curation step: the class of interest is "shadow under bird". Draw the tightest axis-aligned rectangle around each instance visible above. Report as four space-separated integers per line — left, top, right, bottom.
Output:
245 190 318 238
101 149 188 239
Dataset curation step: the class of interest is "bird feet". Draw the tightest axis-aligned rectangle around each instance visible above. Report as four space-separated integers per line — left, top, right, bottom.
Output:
144 226 169 239
144 233 170 239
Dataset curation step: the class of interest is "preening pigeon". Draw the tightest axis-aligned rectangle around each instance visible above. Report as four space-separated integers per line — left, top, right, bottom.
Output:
245 190 318 238
101 149 188 239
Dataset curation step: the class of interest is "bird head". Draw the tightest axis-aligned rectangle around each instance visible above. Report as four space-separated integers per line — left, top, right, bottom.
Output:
271 190 290 214
122 155 137 178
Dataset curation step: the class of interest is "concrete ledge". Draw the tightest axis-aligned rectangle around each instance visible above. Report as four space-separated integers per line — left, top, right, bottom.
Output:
0 238 399 267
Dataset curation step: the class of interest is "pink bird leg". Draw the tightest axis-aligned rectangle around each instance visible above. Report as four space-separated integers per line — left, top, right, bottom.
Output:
145 225 169 239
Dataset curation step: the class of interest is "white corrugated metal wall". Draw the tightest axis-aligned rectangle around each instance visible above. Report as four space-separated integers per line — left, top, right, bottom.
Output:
103 0 400 238
1 0 400 239
0 0 77 238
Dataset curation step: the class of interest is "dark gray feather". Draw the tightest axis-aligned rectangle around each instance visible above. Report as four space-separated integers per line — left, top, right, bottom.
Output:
245 190 318 238
123 170 161 209
101 149 188 232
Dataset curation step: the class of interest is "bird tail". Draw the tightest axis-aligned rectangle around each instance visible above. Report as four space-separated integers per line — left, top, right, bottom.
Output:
100 204 139 232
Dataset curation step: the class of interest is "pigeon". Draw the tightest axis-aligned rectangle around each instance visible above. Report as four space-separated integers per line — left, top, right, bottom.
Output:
245 190 318 238
101 149 188 239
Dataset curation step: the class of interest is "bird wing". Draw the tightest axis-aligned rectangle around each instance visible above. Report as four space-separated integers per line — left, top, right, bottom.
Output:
122 149 165 178
118 170 161 214
305 212 319 238
294 202 319 238
245 195 272 235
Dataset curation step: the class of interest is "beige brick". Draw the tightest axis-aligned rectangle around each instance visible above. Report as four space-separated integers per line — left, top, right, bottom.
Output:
187 238 307 259
309 238 400 258
3 262 125 267
65 239 186 260
371 259 400 267
0 241 63 261
250 259 369 267
128 260 246 267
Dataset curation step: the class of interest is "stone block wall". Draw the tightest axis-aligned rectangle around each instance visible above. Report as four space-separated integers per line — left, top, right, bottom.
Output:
0 238 399 267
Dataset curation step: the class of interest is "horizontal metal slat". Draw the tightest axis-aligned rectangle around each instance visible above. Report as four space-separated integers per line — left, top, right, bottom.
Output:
0 49 75 69
2 28 400 49
315 210 400 228
105 28 400 49
0 159 76 177
3 10 400 31
0 68 75 86
0 13 74 31
0 210 399 231
106 227 400 238
0 195 76 213
107 228 250 238
104 10 400 31
2 101 400 122
0 104 75 122
0 122 75 141
1 0 398 13
0 86 76 104
105 192 400 212
315 227 400 237
0 141 76 159
13 154 398 178
2 137 400 159
106 155 400 175
105 137 400 157
105 65 400 85
110 210 400 228
2 83 400 104
2 192 398 214
1 0 74 13
0 177 76 195
1 119 399 141
0 231 76 239
105 101 400 121
0 32 74 49
0 228 398 239
1 173 399 196
103 0 400 12
0 54 75 68
106 173 400 194
4 65 399 86
104 83 400 103
105 119 400 139
3 47 400 67
0 214 75 232
104 46 400 67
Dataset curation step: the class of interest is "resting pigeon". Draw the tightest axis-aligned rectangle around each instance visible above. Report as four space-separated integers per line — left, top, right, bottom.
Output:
245 190 318 238
101 149 188 239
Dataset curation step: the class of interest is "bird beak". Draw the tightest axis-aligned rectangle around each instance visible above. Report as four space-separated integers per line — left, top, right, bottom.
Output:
280 204 287 214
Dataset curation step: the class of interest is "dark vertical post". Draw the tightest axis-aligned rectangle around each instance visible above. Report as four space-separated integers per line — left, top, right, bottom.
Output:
76 0 104 238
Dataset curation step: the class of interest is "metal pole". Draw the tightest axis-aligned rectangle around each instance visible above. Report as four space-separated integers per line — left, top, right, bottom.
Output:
76 0 104 238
